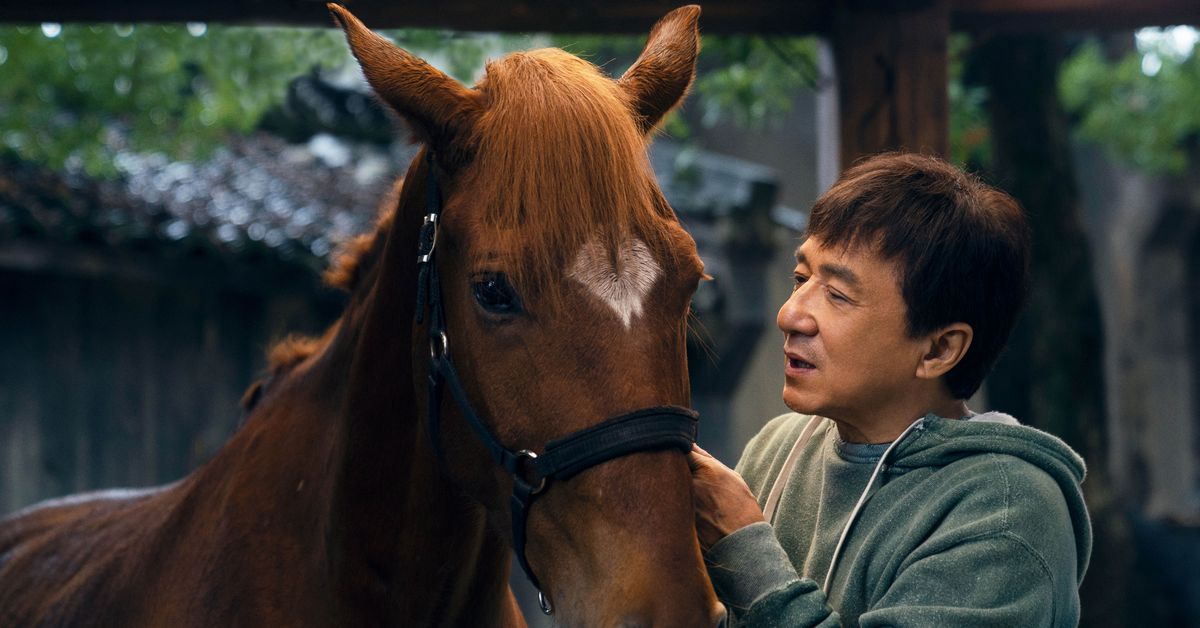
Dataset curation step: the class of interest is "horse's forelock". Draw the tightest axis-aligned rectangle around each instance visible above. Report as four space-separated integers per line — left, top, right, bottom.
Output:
321 47 688 318
465 48 682 312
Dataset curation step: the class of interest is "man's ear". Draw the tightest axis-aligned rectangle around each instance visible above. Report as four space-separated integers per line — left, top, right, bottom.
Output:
915 323 973 380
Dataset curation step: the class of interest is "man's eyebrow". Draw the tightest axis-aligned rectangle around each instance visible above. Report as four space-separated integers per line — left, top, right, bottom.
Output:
796 249 861 288
819 262 861 288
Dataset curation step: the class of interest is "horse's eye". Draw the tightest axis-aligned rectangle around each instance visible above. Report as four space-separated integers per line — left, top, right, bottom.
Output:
472 273 521 315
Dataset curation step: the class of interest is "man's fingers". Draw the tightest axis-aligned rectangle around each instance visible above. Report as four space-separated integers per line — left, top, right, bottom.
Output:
687 448 705 473
688 444 716 473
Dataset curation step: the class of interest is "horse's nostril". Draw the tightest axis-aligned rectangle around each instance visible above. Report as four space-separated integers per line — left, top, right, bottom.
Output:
713 606 729 628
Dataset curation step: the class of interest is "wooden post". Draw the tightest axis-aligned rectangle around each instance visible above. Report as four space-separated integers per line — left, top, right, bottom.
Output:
969 33 1132 626
831 1 950 167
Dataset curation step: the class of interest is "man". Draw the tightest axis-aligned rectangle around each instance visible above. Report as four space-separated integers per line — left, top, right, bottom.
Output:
689 153 1091 626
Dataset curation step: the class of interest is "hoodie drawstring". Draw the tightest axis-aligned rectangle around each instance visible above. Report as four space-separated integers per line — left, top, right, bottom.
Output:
820 417 926 593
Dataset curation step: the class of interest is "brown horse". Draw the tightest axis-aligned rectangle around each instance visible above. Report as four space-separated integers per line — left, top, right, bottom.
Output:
0 4 724 626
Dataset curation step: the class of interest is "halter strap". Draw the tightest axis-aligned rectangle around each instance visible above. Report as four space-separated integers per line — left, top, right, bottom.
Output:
535 406 697 481
413 152 699 612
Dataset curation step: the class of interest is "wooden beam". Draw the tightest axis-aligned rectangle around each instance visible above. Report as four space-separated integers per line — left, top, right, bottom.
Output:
832 1 950 167
3 0 1197 32
0 0 833 34
953 0 1200 32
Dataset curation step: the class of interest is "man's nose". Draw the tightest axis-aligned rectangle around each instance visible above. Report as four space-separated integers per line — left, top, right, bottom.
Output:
777 287 818 336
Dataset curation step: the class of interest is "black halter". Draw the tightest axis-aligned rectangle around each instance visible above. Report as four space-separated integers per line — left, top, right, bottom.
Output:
413 153 699 614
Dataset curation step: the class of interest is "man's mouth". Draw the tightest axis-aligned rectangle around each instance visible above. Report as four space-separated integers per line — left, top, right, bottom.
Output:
786 354 816 370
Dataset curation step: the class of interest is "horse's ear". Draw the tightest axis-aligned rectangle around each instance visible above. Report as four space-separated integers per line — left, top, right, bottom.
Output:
328 3 480 166
618 5 701 135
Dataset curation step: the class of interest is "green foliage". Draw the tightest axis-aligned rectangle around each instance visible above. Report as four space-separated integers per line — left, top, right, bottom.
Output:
1060 37 1200 174
554 33 821 132
948 34 991 169
0 23 349 176
694 36 820 130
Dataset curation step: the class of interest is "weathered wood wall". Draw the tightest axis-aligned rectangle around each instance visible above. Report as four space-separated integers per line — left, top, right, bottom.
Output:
0 266 341 515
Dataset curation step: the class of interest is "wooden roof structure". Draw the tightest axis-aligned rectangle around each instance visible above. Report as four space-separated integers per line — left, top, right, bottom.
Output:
4 0 1199 166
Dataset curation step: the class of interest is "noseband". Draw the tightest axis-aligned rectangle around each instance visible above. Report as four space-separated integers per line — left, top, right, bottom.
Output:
413 153 698 615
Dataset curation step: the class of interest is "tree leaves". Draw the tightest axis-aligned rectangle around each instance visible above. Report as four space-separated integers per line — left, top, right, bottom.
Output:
0 24 352 175
1059 34 1200 174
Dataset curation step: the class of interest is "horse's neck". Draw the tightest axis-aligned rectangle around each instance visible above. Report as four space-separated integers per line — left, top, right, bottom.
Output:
319 170 519 624
203 166 520 625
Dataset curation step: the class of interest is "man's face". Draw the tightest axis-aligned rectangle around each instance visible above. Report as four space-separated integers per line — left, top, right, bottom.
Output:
777 237 929 423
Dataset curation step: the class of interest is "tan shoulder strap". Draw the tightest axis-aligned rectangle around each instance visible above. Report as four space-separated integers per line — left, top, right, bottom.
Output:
762 417 824 524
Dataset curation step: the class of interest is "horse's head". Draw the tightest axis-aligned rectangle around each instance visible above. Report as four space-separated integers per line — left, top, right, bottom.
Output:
331 5 720 624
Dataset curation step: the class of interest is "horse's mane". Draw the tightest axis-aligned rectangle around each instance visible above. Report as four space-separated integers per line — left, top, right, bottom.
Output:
324 176 403 294
240 333 327 413
255 46 683 405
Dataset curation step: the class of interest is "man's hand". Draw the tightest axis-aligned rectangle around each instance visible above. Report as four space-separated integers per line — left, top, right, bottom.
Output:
688 444 766 552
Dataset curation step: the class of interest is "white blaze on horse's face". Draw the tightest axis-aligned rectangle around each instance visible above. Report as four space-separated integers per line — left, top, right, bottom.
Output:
568 237 661 329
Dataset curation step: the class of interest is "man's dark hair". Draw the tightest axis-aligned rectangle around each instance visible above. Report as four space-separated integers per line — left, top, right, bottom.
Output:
805 152 1031 399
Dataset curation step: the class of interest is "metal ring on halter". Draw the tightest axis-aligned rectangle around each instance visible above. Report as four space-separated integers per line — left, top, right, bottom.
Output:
514 449 547 495
538 590 553 615
430 331 449 359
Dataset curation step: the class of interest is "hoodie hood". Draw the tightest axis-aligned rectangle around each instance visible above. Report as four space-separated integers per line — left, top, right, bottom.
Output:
886 412 1092 582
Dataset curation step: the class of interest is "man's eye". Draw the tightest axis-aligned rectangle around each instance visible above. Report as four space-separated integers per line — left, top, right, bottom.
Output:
472 273 521 315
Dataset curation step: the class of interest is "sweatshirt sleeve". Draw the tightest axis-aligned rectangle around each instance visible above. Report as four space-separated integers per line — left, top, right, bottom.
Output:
704 522 840 627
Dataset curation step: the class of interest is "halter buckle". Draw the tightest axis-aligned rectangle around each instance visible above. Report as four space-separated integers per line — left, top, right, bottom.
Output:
514 449 547 495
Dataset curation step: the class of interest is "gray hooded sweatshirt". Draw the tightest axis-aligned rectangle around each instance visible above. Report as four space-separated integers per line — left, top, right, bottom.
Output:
705 412 1092 627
